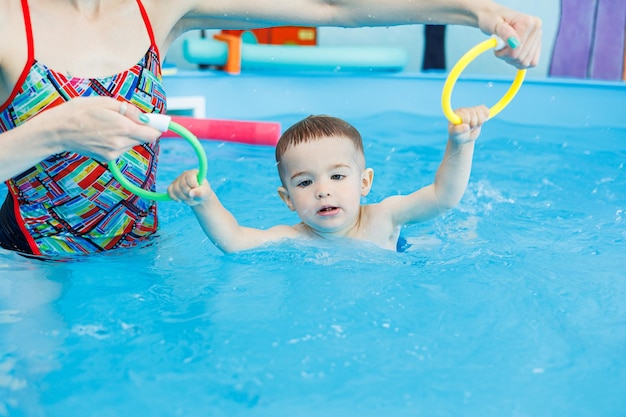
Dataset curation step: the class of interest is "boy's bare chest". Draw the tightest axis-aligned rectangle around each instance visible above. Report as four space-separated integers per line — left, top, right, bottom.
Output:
356 206 401 250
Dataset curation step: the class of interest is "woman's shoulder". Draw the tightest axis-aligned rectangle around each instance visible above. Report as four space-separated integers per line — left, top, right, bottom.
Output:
0 0 30 107
0 1 19 48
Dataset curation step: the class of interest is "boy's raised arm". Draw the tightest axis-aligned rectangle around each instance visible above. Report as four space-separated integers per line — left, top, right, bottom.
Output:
384 105 490 226
168 170 297 253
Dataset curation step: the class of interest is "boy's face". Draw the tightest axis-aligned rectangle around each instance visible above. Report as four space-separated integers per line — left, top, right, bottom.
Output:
277 136 373 237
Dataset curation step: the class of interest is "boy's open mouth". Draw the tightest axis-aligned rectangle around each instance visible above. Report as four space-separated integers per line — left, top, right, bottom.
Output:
318 206 340 216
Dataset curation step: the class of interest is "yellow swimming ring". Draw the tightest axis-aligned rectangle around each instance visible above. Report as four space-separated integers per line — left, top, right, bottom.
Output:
441 37 526 125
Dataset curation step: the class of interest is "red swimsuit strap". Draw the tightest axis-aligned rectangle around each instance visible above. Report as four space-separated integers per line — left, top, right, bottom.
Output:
0 0 35 113
135 0 161 61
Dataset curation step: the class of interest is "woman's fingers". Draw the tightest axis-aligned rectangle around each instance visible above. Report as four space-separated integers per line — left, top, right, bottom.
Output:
60 97 162 161
490 13 543 69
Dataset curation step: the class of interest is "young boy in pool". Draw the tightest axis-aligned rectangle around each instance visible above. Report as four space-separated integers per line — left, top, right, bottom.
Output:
167 105 489 253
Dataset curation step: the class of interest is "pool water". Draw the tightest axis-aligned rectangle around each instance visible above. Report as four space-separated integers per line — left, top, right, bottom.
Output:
1 111 625 416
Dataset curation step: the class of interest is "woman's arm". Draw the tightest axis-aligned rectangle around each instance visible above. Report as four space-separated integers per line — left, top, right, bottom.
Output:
0 98 161 183
179 0 502 27
164 0 541 68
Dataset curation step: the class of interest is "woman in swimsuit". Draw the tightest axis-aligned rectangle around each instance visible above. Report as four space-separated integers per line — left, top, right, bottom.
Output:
0 0 542 257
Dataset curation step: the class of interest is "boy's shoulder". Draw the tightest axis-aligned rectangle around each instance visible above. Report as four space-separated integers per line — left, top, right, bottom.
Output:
363 196 404 215
268 223 309 239
360 201 398 227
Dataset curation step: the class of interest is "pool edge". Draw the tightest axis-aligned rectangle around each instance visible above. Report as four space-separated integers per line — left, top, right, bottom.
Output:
164 71 626 129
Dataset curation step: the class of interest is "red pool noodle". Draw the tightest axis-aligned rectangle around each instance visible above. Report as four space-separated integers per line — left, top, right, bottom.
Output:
160 115 281 146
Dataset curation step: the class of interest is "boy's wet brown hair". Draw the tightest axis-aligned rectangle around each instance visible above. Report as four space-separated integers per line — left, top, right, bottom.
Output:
275 115 364 184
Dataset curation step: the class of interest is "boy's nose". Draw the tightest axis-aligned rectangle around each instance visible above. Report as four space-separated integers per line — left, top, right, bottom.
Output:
316 184 330 198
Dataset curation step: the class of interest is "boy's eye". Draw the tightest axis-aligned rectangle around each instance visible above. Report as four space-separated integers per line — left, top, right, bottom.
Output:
297 179 313 187
330 174 345 180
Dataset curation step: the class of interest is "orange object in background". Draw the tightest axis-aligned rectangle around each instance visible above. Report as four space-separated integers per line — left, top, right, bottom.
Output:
213 33 242 75
222 26 317 46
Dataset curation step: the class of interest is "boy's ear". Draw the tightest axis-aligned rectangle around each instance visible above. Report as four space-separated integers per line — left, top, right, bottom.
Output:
277 186 295 211
361 168 374 196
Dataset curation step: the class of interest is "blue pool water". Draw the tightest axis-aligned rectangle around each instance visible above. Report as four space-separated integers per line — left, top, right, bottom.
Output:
1 75 625 416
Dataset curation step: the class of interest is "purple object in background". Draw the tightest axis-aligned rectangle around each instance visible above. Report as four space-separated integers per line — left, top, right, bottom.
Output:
550 0 626 80
590 0 626 80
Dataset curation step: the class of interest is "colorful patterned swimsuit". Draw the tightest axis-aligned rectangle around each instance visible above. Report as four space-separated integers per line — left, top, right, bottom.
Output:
0 0 167 256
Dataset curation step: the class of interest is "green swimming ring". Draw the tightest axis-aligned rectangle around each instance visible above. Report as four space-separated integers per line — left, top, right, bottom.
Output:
108 119 208 202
